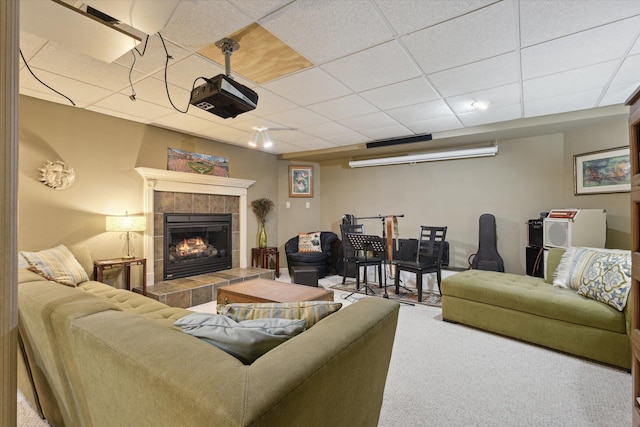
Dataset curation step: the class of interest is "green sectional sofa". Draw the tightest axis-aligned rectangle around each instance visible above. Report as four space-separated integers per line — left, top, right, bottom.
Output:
441 248 631 370
17 247 400 427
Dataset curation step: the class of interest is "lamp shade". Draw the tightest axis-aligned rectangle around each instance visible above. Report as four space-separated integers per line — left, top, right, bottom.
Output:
106 215 146 232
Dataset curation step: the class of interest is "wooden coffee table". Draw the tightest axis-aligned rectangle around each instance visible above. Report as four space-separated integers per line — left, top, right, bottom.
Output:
217 278 334 304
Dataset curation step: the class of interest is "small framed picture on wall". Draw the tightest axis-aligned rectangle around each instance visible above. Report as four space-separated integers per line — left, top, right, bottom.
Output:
289 165 313 197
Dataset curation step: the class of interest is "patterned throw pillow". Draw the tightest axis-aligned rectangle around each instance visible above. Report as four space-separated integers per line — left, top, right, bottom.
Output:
298 232 322 253
217 301 342 328
20 244 90 287
574 249 631 311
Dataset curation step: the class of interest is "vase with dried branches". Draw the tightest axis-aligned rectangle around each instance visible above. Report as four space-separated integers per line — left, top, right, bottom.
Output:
250 198 275 248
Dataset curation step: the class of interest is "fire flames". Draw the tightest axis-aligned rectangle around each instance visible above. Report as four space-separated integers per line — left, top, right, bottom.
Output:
176 237 207 257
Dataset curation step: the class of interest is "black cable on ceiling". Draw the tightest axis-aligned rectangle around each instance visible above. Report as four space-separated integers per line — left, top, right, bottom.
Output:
19 49 75 107
158 32 205 114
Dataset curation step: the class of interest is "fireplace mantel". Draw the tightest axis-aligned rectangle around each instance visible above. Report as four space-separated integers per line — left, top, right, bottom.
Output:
135 167 255 284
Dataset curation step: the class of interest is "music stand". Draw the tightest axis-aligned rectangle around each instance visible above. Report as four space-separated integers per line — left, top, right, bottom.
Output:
345 233 384 297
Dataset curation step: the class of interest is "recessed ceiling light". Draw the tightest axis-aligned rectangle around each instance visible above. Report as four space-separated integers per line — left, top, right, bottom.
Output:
471 101 490 110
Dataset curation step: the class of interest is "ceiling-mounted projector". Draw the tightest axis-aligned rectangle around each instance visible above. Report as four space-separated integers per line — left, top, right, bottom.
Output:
189 37 258 119
190 74 258 119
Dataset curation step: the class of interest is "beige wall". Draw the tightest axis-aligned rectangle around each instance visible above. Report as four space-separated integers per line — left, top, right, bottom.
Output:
18 95 631 277
318 116 630 274
18 96 279 278
276 161 321 255
563 117 631 250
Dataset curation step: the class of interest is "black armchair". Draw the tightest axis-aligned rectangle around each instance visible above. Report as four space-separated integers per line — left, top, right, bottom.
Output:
285 231 339 278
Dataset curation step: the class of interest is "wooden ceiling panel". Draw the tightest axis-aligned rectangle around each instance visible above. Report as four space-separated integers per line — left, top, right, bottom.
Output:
198 23 313 84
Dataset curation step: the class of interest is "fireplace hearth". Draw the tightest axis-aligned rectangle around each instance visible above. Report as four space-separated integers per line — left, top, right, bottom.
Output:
164 213 231 280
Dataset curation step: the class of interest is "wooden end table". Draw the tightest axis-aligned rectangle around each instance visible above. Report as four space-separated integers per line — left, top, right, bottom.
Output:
251 247 280 278
94 257 147 296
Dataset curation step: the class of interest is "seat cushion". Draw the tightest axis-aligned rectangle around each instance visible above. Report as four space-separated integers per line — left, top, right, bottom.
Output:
441 269 626 333
79 281 192 328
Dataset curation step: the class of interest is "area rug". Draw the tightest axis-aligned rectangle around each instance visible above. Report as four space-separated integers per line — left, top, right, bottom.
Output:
329 281 441 307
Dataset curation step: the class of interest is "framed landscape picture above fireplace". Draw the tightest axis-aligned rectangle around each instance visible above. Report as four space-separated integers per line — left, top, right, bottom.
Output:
574 146 630 195
289 165 313 197
167 148 229 177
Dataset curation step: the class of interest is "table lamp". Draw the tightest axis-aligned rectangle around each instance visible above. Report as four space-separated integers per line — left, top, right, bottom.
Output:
106 212 146 258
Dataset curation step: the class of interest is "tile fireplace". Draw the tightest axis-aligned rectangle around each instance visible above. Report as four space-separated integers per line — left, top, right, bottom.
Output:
135 167 255 285
163 213 232 280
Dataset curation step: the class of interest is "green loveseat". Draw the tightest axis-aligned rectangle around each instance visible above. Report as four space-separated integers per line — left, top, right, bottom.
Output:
441 248 631 370
17 247 400 426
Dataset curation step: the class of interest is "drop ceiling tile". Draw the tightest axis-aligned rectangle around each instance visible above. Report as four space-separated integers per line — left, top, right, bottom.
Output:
401 1 516 74
228 118 293 135
28 41 145 91
92 93 175 121
386 99 454 125
19 31 48 62
521 16 640 80
198 124 252 144
446 83 520 115
86 106 152 124
429 52 519 97
630 35 640 56
114 35 191 75
281 135 338 151
520 0 640 47
20 88 81 108
230 0 293 20
263 130 308 144
325 132 369 146
119 76 190 109
152 111 219 133
610 55 640 86
160 1 253 51
252 89 302 117
457 104 522 127
524 88 602 118
300 122 357 139
321 41 422 92
263 107 329 128
338 112 400 133
405 116 463 134
375 0 497 36
261 67 351 106
20 68 112 107
359 78 439 110
359 125 413 141
153 54 225 91
308 95 378 121
267 141 311 154
523 61 619 102
600 82 640 106
260 0 393 64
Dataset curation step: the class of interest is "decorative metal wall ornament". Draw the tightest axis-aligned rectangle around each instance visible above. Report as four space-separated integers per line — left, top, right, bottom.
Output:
38 160 75 189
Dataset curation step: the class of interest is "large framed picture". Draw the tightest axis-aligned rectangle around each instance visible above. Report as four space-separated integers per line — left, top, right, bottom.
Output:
167 148 229 177
289 165 313 197
574 146 630 195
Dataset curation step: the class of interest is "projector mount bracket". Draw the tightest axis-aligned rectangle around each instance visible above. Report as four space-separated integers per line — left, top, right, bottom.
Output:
215 38 240 79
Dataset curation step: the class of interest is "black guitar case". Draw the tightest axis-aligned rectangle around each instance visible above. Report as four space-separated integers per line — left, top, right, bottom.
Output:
468 213 505 272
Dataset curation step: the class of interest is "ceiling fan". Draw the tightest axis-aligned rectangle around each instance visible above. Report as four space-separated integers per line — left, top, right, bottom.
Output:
248 126 297 148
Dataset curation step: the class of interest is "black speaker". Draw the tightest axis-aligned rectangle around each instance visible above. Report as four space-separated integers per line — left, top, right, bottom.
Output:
526 246 545 278
528 219 544 248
